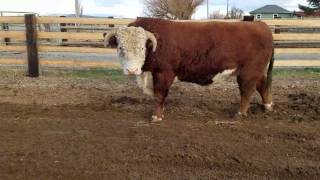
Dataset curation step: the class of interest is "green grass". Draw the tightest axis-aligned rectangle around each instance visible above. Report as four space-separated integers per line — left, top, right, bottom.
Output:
1 67 319 80
69 68 320 78
63 67 320 80
273 68 320 78
67 68 125 81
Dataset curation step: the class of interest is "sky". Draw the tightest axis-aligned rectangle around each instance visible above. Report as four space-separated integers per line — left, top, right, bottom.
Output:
0 0 309 19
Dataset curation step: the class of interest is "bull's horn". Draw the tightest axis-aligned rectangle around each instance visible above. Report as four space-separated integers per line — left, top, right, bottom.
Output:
104 29 117 47
145 31 157 52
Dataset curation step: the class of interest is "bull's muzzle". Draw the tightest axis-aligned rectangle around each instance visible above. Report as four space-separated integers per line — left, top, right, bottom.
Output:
126 68 139 75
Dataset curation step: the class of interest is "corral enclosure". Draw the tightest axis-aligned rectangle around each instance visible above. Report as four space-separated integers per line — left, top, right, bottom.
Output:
1 15 320 70
0 15 320 179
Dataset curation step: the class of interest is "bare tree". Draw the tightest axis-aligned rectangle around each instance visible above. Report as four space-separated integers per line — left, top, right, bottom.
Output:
299 0 320 15
144 0 205 20
209 10 225 19
230 7 244 19
75 0 83 17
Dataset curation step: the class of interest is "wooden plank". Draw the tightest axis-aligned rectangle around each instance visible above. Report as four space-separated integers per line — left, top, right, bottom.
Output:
2 29 320 43
0 16 133 25
60 41 104 46
37 16 134 25
274 60 320 67
0 58 26 65
0 45 26 52
60 26 113 31
38 31 103 40
37 32 320 41
0 58 319 67
0 58 121 68
40 59 121 68
0 31 25 40
3 46 320 55
273 33 320 41
275 48 320 54
0 45 115 53
1 16 320 27
262 19 320 27
39 46 116 53
25 14 39 77
0 16 24 24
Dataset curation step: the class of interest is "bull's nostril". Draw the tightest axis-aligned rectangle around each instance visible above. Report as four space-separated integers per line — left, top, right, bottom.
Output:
126 68 138 75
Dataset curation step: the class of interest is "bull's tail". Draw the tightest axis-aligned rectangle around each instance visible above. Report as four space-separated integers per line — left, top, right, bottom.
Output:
266 47 275 93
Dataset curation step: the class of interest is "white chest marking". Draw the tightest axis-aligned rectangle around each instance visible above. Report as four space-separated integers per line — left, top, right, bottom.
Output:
212 68 236 82
136 71 154 96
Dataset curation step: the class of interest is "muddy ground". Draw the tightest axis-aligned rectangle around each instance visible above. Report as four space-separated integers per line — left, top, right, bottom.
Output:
0 67 319 179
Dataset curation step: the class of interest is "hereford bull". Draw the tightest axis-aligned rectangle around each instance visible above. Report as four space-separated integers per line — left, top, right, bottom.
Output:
104 18 274 122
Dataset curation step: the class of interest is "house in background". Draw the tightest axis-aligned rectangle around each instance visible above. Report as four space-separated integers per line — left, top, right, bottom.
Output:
250 5 294 19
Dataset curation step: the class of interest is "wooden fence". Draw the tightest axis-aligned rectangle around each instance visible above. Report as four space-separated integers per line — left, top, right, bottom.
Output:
0 15 320 77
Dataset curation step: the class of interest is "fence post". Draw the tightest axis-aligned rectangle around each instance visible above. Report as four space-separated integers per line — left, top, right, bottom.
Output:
60 16 67 45
275 25 281 34
108 16 115 28
25 14 39 77
1 12 10 45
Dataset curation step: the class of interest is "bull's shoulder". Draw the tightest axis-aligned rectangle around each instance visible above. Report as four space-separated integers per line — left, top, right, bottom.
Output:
128 18 166 28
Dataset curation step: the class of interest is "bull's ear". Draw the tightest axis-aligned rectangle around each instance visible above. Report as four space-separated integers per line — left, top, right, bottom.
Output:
103 30 118 48
108 36 118 48
145 39 153 52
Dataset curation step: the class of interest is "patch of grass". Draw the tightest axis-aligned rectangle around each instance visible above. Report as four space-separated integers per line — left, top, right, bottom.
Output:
273 68 320 78
68 68 125 81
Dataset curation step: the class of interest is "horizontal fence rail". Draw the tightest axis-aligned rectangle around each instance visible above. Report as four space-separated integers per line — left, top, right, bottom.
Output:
1 16 320 26
1 15 320 74
0 58 121 68
2 31 320 41
1 58 319 68
0 16 134 25
1 45 319 55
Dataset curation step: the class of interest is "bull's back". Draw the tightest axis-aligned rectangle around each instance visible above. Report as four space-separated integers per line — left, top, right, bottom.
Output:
171 21 272 53
131 19 272 59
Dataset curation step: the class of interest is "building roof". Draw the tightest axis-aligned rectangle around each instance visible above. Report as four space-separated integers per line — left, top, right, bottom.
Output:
250 5 292 14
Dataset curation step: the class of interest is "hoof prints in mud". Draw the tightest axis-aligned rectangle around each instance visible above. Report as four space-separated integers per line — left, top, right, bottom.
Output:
286 93 320 121
110 96 152 111
0 71 320 179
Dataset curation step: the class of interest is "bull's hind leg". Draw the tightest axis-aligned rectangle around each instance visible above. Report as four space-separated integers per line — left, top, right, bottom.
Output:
256 75 273 111
151 71 175 122
236 76 257 117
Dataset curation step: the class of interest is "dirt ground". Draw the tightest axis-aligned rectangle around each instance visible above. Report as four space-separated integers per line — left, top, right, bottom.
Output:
0 67 319 179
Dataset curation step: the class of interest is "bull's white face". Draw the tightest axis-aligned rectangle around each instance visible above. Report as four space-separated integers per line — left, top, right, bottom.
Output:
114 27 148 75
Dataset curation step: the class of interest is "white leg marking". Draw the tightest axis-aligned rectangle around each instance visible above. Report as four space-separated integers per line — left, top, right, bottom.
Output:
237 111 248 117
264 102 273 111
151 115 163 122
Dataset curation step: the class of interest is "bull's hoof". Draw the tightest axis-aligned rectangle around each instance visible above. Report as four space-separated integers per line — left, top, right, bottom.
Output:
233 112 247 119
151 115 163 123
264 102 274 112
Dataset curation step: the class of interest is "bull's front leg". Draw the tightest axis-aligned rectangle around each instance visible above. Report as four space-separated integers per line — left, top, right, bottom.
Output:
151 71 175 122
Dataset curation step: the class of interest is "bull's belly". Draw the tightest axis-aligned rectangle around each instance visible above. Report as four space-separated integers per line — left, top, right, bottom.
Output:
177 68 236 86
178 76 214 85
137 69 236 96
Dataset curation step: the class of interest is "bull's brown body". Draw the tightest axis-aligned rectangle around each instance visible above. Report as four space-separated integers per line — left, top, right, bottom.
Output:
129 18 274 120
